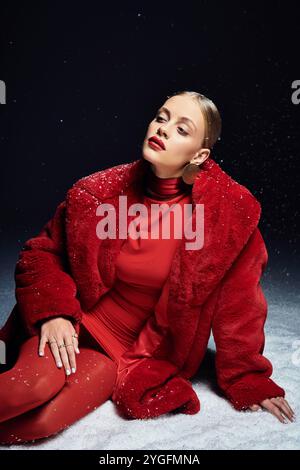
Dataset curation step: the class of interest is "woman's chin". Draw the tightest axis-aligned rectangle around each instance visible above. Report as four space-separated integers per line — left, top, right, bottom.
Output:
142 148 160 164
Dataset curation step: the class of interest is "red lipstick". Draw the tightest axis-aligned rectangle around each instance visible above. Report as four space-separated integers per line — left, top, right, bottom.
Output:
148 135 166 150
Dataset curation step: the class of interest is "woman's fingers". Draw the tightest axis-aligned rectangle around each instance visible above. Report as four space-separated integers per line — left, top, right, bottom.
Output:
64 333 77 373
49 339 63 368
57 340 72 376
270 397 294 422
38 318 80 376
277 397 295 419
249 399 295 424
38 334 48 357
260 398 289 423
72 333 80 354
263 400 286 423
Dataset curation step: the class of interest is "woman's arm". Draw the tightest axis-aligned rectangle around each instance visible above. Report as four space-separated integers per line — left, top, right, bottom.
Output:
211 227 294 421
14 200 82 337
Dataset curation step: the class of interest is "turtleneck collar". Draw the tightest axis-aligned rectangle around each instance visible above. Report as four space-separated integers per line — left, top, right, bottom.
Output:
144 166 190 200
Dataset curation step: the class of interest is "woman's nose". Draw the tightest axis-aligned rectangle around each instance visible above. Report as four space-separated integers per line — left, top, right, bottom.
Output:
158 125 168 138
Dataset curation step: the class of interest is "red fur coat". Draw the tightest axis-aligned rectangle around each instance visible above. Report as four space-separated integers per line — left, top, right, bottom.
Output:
0 157 285 419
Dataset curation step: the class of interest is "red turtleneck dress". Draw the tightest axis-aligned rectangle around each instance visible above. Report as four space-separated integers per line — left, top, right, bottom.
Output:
81 169 192 366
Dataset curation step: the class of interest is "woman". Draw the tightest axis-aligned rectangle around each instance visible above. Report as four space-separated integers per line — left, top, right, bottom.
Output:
0 90 294 444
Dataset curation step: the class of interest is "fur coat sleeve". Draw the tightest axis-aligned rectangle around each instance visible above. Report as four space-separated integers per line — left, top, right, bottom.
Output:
211 227 285 410
14 200 82 336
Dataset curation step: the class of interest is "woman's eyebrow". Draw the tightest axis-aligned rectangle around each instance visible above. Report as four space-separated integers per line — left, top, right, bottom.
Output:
157 106 196 131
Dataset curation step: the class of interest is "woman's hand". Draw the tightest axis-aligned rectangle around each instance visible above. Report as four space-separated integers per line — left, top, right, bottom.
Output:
38 317 80 376
248 396 295 423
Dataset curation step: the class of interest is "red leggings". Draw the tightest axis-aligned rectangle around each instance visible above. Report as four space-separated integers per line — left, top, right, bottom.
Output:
0 323 117 445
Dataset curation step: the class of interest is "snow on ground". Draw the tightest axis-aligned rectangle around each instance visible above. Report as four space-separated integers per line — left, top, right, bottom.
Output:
0 246 299 450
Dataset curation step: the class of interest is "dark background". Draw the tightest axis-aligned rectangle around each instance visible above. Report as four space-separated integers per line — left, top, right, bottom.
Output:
0 1 299 302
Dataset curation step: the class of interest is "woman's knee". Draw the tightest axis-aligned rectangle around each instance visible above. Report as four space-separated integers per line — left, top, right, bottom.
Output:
20 353 118 441
1 337 66 411
2 370 65 417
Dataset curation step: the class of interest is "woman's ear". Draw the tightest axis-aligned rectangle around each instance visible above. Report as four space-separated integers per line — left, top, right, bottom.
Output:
192 148 211 165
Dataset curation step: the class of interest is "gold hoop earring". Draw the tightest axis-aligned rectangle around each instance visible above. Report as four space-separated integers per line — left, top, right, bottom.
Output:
181 162 202 185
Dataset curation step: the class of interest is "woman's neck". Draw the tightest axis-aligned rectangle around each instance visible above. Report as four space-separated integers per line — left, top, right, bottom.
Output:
144 167 189 200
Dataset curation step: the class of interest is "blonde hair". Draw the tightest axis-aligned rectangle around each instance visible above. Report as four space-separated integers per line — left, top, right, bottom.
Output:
167 90 222 150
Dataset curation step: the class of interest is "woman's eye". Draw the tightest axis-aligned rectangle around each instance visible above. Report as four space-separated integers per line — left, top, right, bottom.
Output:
178 127 188 135
155 116 188 135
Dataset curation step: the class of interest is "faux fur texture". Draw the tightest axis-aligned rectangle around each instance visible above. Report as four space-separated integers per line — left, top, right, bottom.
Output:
1 157 285 418
112 357 200 419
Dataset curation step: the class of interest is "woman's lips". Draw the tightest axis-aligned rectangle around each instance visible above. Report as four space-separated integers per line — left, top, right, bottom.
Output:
148 139 164 151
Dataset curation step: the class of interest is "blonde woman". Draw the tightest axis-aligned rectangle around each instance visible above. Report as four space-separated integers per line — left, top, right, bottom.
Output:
0 91 294 444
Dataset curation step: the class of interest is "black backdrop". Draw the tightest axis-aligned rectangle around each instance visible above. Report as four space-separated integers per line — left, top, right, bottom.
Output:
1 1 299 288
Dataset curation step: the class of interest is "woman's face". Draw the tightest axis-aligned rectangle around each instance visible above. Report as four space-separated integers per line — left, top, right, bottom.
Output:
142 94 211 178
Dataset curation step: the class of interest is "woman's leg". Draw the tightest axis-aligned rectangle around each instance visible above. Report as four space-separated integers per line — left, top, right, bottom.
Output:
0 335 66 423
0 325 117 444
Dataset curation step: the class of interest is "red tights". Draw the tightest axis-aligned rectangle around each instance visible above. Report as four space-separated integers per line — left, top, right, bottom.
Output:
0 323 117 445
